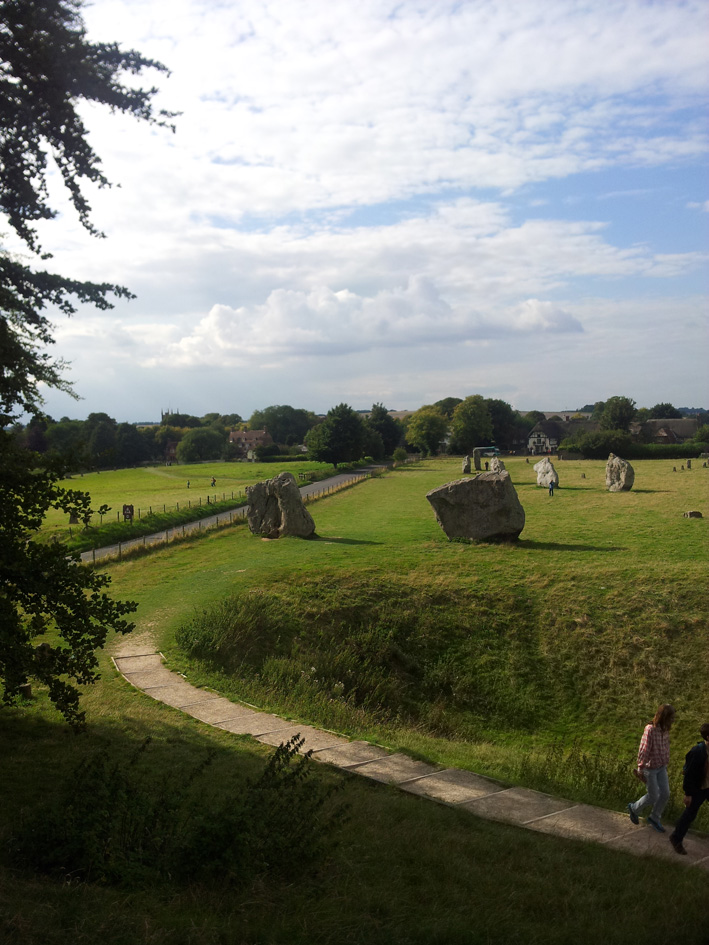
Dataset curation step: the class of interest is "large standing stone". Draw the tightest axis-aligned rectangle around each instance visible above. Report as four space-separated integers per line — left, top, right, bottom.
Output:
462 455 471 474
246 471 316 538
490 456 506 473
606 453 635 492
426 472 525 542
533 457 559 488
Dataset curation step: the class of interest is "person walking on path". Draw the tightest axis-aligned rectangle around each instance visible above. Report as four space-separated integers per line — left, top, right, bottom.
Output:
669 723 709 855
627 703 675 832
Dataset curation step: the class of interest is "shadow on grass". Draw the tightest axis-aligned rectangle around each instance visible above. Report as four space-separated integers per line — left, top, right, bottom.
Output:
520 540 625 553
631 489 671 494
312 535 381 545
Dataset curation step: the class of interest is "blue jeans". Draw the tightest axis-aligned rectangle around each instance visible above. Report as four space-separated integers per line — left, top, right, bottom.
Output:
630 766 670 821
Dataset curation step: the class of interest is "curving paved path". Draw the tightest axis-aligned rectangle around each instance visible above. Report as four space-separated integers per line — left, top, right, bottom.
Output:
112 643 709 871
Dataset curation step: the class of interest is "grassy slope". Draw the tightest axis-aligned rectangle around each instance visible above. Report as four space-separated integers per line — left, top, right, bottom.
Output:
2 654 709 945
2 457 708 943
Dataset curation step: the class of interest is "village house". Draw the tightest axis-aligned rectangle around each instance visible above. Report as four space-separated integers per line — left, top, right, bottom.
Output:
637 418 699 444
228 428 273 458
527 419 598 455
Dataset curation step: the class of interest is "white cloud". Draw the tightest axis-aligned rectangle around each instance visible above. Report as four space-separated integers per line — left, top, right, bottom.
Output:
6 0 708 420
139 277 585 370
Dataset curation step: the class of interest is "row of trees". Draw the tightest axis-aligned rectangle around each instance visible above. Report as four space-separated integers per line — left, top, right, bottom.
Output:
14 411 246 468
403 396 537 456
305 403 402 467
12 396 700 471
578 398 702 430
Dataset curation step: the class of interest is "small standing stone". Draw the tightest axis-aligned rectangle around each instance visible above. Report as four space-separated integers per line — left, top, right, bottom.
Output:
462 455 471 474
606 453 635 492
534 457 559 488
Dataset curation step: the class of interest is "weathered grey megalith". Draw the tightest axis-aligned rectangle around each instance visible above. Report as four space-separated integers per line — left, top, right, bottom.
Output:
426 471 525 542
606 453 634 492
490 456 506 473
246 471 316 538
533 457 558 488
462 455 472 474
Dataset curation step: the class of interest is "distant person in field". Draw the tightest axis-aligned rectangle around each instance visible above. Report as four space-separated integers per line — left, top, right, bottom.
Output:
627 703 675 832
548 481 554 496
211 477 216 487
187 480 190 489
669 722 709 855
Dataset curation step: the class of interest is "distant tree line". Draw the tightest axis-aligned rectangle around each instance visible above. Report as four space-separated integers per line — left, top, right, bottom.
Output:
402 396 539 457
10 397 706 472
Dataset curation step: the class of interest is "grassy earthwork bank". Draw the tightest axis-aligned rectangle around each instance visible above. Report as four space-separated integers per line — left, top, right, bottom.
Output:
2 456 708 944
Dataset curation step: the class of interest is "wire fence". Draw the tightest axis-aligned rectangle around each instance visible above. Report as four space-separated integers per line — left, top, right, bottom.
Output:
100 491 246 525
81 469 378 565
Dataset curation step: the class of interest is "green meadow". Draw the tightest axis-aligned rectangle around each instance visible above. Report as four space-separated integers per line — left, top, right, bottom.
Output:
2 456 708 944
39 459 335 545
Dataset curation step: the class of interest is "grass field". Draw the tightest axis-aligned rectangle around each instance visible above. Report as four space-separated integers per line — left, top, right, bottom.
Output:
39 460 336 545
2 456 708 944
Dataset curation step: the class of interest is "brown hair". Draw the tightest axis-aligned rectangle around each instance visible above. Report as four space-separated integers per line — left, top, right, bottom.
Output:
653 704 675 730
700 723 709 740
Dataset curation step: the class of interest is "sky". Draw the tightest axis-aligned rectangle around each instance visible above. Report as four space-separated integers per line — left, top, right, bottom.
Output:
17 0 709 422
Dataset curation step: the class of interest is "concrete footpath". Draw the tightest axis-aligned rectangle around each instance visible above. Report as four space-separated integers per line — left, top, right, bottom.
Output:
112 643 709 872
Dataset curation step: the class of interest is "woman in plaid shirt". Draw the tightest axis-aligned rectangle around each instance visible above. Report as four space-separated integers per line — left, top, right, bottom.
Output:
627 703 675 832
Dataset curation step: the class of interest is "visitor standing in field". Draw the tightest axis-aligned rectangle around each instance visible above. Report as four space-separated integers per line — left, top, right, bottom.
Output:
669 723 709 855
627 703 675 832
548 481 554 496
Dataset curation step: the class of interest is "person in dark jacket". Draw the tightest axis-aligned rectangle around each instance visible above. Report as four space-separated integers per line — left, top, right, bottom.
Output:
669 722 709 855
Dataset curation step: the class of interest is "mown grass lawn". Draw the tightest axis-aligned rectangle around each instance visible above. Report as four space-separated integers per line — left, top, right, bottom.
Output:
2 455 708 944
39 459 336 543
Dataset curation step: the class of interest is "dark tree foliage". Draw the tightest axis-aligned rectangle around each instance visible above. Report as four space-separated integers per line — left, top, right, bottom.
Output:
0 0 172 726
0 437 136 726
449 395 493 453
404 407 448 456
305 404 365 467
485 398 517 450
599 395 636 432
0 256 134 424
365 403 401 456
176 426 225 463
648 402 682 420
0 0 173 251
248 405 316 445
433 396 463 419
